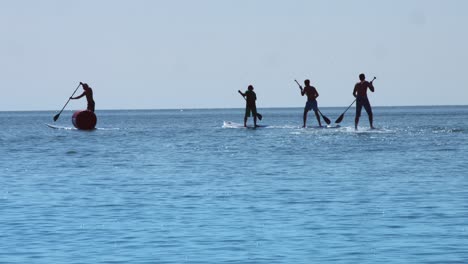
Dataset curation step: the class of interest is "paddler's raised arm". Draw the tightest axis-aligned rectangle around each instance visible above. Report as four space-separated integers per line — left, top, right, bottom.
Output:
369 80 375 92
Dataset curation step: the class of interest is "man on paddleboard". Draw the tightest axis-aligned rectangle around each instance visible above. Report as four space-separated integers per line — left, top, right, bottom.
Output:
300 79 321 128
353 73 375 129
238 85 258 127
70 82 95 112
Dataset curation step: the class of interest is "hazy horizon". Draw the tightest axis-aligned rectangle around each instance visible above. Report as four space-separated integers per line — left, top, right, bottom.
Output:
1 104 467 113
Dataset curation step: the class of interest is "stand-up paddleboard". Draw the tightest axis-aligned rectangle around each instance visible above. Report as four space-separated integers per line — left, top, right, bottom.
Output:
48 110 97 130
351 127 393 134
223 121 267 129
304 125 341 129
45 123 76 130
72 110 97 130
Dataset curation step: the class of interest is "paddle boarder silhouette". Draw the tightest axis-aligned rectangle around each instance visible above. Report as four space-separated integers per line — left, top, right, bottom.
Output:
353 73 375 129
238 85 258 127
70 82 95 112
299 79 322 128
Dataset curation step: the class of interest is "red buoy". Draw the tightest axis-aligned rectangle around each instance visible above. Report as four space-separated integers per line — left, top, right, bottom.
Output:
72 110 97 130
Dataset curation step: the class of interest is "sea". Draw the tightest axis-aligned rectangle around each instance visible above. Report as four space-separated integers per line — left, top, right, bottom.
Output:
1 106 467 264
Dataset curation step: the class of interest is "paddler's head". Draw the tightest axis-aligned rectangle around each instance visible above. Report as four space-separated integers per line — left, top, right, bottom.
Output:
304 79 310 86
248 85 254 91
82 83 90 90
359 73 365 81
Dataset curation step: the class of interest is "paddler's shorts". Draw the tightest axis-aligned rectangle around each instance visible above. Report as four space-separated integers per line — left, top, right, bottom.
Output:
356 96 372 117
245 104 257 118
304 100 318 112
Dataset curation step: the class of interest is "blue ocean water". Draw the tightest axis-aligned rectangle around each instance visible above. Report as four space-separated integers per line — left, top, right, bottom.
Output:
1 106 467 263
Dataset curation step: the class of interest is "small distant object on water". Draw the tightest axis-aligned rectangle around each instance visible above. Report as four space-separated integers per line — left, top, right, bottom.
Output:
72 110 97 130
47 110 97 130
238 85 262 127
45 123 76 130
223 121 266 129
304 124 341 129
69 82 96 130
53 82 97 130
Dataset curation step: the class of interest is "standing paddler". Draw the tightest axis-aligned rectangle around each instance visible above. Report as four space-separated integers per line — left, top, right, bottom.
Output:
353 73 375 129
238 85 260 127
298 79 322 128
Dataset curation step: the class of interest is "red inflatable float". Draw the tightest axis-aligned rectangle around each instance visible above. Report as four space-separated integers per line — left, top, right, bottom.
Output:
72 110 97 130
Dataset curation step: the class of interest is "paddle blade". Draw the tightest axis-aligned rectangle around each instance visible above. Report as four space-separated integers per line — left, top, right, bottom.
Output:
317 110 330 125
53 113 60 122
256 113 263 121
335 114 344 124
322 115 331 125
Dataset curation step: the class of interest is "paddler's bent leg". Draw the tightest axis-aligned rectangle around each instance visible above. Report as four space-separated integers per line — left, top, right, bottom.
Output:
314 110 322 127
364 102 374 129
244 106 250 127
312 101 321 127
355 101 363 130
303 109 308 128
252 106 258 127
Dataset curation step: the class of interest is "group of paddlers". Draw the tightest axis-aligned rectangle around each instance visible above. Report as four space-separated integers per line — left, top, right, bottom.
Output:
239 73 376 129
68 73 376 130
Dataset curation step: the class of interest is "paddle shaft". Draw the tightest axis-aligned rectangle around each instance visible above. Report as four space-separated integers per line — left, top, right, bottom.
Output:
294 80 302 90
341 99 356 116
54 83 81 121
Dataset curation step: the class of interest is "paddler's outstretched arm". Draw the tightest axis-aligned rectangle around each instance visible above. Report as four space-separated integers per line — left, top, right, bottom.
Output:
238 90 246 97
70 92 85 100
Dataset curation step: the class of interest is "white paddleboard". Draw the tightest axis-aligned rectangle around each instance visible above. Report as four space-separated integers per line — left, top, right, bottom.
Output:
223 121 267 129
45 123 76 130
304 125 341 129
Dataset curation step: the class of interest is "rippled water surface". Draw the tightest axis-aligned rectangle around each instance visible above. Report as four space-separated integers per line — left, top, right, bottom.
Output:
1 106 467 263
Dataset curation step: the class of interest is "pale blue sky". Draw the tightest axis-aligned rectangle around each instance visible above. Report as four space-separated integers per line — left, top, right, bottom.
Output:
1 0 466 111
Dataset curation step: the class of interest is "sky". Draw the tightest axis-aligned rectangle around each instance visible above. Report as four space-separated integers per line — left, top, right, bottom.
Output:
0 0 467 111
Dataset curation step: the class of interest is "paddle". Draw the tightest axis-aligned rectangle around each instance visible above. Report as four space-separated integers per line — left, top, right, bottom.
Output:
334 99 356 124
334 76 376 124
294 80 331 125
53 83 81 122
238 90 262 121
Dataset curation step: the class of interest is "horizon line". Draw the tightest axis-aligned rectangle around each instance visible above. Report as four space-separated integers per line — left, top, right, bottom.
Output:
1 104 467 113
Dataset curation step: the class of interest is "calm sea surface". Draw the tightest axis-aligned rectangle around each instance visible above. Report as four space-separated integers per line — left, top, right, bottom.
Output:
1 106 467 263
